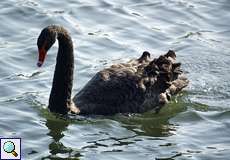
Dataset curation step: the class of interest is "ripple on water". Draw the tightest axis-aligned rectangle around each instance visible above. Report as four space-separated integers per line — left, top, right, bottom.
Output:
0 0 230 160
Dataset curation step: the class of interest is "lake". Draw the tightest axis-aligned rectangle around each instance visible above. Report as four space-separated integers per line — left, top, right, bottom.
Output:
0 0 229 159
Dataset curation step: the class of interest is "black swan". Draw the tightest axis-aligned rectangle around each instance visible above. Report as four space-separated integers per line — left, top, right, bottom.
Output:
37 25 189 115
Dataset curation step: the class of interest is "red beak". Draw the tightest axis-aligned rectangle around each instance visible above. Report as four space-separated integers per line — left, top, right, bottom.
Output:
37 48 47 67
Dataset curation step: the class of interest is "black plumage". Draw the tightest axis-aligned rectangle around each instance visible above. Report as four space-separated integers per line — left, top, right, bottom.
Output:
37 25 189 115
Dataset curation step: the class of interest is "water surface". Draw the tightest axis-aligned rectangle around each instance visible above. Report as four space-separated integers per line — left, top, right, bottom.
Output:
0 0 230 159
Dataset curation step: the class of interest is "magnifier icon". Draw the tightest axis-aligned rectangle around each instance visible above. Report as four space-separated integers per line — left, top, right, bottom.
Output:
3 141 18 157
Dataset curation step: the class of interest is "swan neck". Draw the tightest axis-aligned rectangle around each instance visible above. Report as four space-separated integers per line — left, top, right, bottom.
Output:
48 28 74 114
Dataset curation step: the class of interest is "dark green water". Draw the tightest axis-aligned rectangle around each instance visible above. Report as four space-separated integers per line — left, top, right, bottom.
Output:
0 0 230 159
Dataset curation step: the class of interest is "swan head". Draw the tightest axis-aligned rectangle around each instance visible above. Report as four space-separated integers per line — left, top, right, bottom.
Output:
37 26 57 67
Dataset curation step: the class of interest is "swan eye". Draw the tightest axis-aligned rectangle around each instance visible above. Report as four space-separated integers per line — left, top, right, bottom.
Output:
37 36 43 49
37 27 56 51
